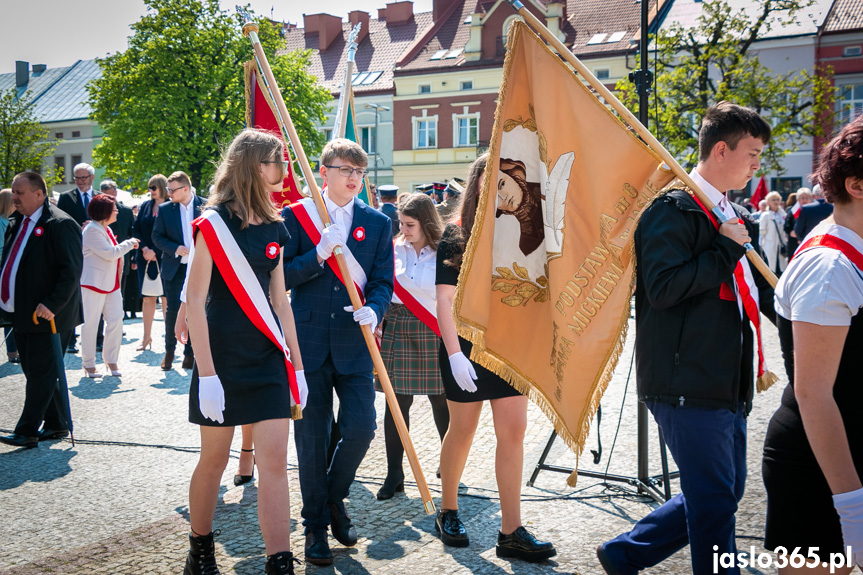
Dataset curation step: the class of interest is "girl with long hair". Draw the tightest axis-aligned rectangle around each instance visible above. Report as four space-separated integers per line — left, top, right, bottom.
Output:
183 129 307 575
375 192 450 500
434 154 556 563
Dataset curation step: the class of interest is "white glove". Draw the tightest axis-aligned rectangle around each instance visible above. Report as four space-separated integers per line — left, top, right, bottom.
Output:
295 369 309 410
834 487 863 567
198 375 225 424
316 224 344 260
448 352 478 393
344 305 378 333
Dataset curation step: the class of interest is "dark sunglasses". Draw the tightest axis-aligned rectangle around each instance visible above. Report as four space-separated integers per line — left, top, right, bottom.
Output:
148 185 158 191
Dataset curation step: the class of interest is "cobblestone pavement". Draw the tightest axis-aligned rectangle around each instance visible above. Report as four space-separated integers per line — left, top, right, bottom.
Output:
0 311 856 574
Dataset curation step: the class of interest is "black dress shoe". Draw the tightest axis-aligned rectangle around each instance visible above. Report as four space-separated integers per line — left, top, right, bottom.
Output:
66 344 79 354
0 434 38 449
304 531 333 566
376 473 405 500
434 509 469 547
328 501 357 546
495 526 556 563
38 428 70 441
596 542 628 575
182 355 195 370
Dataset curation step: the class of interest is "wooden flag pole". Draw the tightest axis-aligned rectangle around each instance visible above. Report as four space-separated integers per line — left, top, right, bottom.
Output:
505 0 778 287
239 16 436 514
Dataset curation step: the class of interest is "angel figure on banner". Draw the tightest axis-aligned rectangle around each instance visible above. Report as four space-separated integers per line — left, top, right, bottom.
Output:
492 119 574 307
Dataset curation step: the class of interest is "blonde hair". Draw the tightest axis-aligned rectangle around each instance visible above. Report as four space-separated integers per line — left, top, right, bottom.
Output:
320 138 367 168
765 191 782 202
208 129 282 229
167 171 192 189
0 189 12 217
148 174 168 203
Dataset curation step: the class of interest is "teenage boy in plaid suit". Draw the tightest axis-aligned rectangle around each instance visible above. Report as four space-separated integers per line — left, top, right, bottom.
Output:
282 138 394 566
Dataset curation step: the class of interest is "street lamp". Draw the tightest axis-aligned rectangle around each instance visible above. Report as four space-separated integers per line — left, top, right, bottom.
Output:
364 102 390 188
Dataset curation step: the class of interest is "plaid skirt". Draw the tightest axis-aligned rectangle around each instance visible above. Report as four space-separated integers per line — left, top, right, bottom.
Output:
375 303 444 395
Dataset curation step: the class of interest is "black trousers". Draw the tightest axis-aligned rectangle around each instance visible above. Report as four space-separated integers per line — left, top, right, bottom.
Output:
14 329 74 437
162 266 192 356
383 393 449 475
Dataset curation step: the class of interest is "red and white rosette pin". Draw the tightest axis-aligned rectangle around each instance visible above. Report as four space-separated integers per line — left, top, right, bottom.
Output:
34 227 44 237
265 242 280 259
353 227 366 242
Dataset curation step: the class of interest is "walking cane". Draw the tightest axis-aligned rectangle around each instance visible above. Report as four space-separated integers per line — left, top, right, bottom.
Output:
238 11 436 514
505 0 779 288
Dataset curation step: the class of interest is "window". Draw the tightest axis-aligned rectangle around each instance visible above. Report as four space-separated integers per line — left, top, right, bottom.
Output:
418 84 431 94
836 81 863 128
460 80 473 90
771 177 802 198
360 126 376 154
413 117 437 149
71 154 82 168
844 46 862 57
72 131 81 138
55 132 63 139
453 114 479 147
55 156 66 183
595 68 610 80
321 127 333 141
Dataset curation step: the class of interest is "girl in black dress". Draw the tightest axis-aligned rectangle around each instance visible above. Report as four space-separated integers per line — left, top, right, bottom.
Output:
434 154 556 563
183 129 307 575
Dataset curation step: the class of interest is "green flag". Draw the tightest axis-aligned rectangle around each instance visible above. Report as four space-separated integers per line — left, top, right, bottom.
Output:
342 96 371 205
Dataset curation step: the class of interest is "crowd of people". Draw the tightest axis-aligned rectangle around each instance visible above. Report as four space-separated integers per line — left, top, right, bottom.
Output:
1 108 861 575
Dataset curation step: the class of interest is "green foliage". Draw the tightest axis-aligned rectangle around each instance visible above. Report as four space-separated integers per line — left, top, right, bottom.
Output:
0 90 62 188
89 0 330 191
617 0 832 174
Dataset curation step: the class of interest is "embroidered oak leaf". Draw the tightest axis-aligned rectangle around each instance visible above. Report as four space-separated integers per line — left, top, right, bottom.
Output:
492 280 516 293
495 267 517 280
513 262 530 280
502 294 525 306
536 275 548 287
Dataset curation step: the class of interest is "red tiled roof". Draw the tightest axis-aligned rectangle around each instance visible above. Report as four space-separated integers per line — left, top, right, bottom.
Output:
397 0 475 71
279 11 434 95
568 0 656 57
824 0 863 32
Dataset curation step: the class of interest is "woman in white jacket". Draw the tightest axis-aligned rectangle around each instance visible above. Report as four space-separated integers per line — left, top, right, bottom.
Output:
759 191 788 274
81 194 138 377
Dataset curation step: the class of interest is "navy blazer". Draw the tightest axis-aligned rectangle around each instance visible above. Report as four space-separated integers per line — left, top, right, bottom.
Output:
282 199 394 374
151 196 204 281
794 198 834 241
56 188 90 226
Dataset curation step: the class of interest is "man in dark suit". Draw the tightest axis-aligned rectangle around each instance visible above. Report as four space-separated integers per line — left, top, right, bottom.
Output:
152 171 203 371
377 184 400 236
282 139 394 566
95 180 136 349
0 172 83 448
56 162 95 226
794 184 834 242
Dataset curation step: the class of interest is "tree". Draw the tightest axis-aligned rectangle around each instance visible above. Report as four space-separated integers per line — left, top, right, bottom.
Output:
618 0 832 174
0 90 62 188
89 0 330 190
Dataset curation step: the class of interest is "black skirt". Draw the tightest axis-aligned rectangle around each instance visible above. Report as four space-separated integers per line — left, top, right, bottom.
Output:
438 336 521 403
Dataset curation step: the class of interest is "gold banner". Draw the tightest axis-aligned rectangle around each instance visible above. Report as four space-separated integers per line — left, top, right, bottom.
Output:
454 21 674 485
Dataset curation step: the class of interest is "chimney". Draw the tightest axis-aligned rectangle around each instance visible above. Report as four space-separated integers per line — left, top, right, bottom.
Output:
348 10 370 44
378 1 414 25
433 0 459 22
32 64 47 74
15 61 29 88
545 0 567 43
303 13 344 52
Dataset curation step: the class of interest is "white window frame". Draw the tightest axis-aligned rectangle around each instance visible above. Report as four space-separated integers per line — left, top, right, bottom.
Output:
452 111 480 148
359 126 376 155
501 15 521 47
460 79 473 91
595 68 610 80
836 76 863 129
413 112 439 149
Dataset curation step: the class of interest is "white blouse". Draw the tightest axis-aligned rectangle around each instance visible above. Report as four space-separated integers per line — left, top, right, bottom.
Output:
393 236 437 303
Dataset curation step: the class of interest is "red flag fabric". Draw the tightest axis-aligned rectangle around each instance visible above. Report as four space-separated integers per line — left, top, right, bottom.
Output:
244 61 303 208
751 175 768 206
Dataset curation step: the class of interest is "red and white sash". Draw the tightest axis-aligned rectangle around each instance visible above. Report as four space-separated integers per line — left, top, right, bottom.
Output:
191 210 300 407
394 272 439 337
289 197 367 302
793 233 863 271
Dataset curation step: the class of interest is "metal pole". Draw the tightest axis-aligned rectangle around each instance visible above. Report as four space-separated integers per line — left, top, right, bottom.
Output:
373 108 379 188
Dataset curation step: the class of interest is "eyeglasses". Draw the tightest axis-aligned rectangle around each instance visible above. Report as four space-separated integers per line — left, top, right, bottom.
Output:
148 185 158 191
324 165 368 178
74 175 92 181
166 186 187 194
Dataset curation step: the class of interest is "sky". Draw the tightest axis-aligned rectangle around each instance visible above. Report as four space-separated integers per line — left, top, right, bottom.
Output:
0 0 434 74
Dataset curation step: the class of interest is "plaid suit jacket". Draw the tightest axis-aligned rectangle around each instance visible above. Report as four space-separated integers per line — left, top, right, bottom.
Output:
282 198 394 374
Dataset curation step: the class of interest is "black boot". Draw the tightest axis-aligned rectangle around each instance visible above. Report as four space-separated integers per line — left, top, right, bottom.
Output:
376 470 405 500
265 551 301 575
184 531 221 575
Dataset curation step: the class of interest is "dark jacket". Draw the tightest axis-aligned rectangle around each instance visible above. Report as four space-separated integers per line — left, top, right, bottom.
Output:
1 203 83 333
634 190 773 413
110 203 135 277
133 198 162 270
794 198 833 241
380 201 400 236
282 199 394 374
151 197 204 281
56 188 90 225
